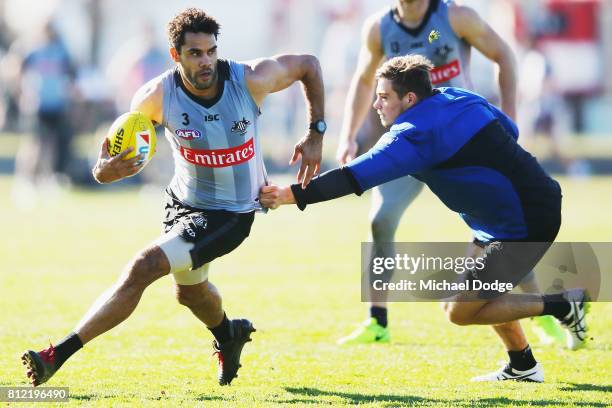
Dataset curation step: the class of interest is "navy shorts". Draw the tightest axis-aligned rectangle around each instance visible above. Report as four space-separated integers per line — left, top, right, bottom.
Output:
465 211 562 299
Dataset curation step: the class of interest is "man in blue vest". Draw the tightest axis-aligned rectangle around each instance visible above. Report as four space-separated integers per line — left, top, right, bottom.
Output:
261 55 589 382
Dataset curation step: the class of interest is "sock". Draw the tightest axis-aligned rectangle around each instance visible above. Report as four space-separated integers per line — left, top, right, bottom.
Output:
508 345 537 371
541 293 571 320
209 313 232 344
370 306 388 328
54 332 83 369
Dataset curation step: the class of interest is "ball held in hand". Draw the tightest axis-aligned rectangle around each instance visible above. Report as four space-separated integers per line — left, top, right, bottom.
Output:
107 111 156 171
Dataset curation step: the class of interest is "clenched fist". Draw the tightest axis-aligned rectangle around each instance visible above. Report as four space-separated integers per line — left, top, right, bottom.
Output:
259 184 295 209
92 138 144 184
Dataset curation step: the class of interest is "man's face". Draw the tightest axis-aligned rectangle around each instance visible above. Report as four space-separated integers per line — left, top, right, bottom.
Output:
373 78 409 127
171 32 218 90
398 0 427 8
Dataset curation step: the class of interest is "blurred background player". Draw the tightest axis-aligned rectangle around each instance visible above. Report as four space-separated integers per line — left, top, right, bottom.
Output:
22 7 325 388
11 20 77 205
106 20 170 114
517 31 574 176
335 0 522 346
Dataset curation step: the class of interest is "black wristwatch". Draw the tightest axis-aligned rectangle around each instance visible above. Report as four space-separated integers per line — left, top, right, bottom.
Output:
309 119 327 135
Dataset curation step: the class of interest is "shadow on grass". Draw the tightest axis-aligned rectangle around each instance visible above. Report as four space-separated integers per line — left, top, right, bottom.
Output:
70 393 115 401
559 383 612 393
284 388 429 405
71 393 226 403
284 387 609 407
274 398 323 405
194 394 226 402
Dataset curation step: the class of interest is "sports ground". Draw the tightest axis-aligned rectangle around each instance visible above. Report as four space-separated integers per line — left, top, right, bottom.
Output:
0 173 610 407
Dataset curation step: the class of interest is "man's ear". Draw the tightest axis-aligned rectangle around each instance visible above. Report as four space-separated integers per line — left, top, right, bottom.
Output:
169 47 180 63
402 91 418 109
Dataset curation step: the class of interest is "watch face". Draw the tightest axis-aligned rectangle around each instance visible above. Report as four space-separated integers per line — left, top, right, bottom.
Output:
315 120 327 133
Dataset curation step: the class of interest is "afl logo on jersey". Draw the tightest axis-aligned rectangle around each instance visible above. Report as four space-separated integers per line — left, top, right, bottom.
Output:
176 129 202 140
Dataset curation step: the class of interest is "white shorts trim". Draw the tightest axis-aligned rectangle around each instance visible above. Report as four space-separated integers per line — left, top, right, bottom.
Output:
154 231 210 285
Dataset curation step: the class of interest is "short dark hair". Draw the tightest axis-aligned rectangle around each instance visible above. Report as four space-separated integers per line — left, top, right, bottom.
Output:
167 8 221 52
376 55 434 99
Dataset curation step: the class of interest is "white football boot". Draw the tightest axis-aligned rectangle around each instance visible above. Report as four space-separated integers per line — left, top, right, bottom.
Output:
471 362 544 383
558 288 590 350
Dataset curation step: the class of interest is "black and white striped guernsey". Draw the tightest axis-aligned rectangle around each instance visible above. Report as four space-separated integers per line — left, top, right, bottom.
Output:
160 59 267 212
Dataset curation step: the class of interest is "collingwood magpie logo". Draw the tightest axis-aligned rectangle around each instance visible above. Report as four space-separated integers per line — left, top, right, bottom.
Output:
231 117 251 135
434 44 453 61
193 215 207 229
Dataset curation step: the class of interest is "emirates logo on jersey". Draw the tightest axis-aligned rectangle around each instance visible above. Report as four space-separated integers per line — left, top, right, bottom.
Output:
180 138 255 167
430 59 461 85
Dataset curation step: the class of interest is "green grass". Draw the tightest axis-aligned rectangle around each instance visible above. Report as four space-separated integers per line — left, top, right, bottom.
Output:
0 175 610 407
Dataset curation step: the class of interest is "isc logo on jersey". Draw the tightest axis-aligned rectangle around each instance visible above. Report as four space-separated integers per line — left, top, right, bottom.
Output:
107 111 156 173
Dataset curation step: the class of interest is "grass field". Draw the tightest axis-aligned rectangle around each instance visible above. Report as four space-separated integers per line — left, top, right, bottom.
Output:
0 174 611 407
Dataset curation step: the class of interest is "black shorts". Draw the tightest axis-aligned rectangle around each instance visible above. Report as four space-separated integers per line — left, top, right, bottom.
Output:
163 188 255 269
465 212 562 299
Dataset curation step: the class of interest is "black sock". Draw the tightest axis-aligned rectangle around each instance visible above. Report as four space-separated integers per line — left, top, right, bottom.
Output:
209 313 232 344
541 293 571 320
508 345 537 371
370 306 388 328
54 332 83 369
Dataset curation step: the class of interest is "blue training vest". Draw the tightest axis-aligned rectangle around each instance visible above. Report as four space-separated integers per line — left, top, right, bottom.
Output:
347 88 561 242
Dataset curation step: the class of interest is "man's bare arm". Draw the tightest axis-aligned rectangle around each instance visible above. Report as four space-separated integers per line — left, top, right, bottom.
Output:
129 77 164 125
336 14 385 164
450 5 517 120
245 54 325 188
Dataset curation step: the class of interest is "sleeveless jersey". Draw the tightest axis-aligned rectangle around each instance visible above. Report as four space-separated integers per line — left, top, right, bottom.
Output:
380 0 472 88
160 59 266 213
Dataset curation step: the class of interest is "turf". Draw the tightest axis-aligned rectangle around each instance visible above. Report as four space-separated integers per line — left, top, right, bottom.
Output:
0 175 610 407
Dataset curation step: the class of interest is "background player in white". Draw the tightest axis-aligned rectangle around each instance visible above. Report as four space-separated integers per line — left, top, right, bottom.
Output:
334 0 521 345
22 8 325 387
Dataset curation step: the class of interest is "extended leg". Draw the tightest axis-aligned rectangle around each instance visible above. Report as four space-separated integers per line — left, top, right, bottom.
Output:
22 244 170 386
76 246 170 343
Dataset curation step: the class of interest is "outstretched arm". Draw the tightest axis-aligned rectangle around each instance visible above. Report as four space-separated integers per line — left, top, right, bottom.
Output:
245 54 325 188
450 5 517 120
259 167 359 210
261 130 426 210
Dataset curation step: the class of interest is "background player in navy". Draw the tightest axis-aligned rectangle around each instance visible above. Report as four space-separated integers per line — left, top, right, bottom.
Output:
334 0 520 345
261 55 589 382
22 8 325 387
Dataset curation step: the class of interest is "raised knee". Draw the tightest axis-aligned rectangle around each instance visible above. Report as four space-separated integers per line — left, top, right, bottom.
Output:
446 306 473 326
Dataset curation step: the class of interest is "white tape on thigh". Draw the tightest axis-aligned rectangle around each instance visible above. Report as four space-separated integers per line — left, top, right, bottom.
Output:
154 231 192 273
172 263 209 285
154 232 209 284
